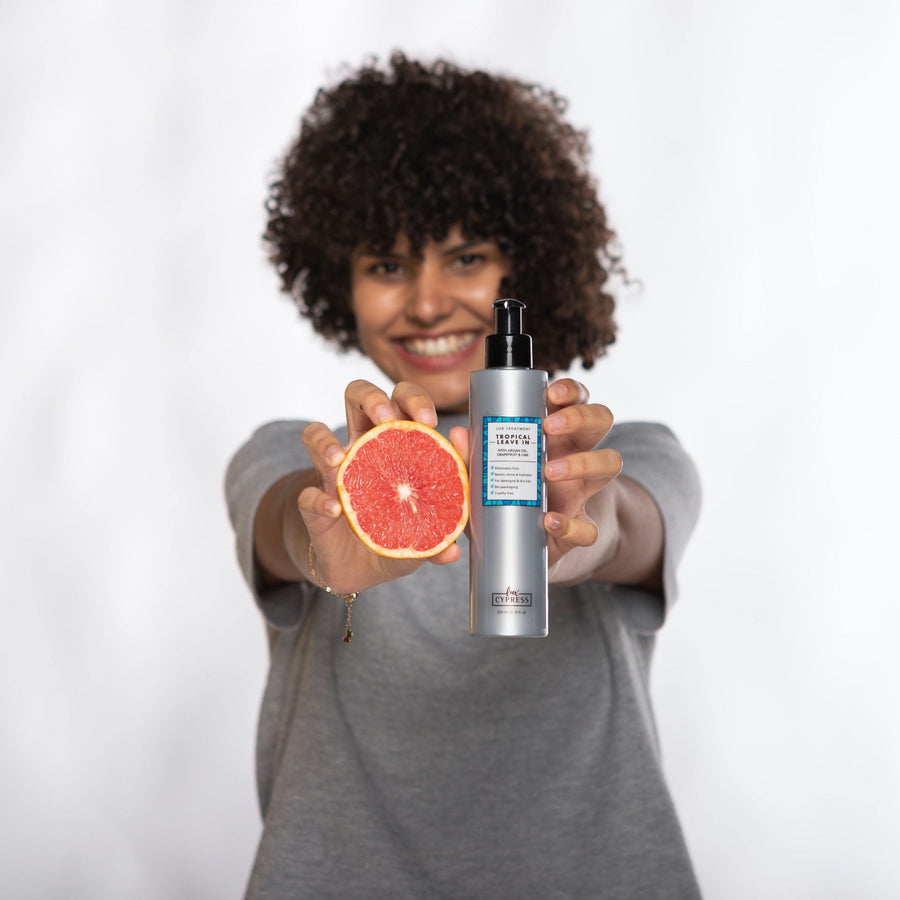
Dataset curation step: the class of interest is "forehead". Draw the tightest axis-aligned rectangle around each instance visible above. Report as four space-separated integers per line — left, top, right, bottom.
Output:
355 223 476 257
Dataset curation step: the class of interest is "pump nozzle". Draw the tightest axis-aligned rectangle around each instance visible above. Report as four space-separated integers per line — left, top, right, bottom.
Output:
485 298 533 368
494 298 525 336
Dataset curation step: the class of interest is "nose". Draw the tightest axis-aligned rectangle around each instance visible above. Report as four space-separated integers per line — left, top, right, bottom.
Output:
405 265 454 326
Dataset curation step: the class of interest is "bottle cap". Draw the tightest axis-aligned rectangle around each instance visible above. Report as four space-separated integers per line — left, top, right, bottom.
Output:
485 298 533 368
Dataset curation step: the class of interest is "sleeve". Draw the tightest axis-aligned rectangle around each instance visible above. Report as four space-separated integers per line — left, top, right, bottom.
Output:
600 422 702 633
224 420 318 630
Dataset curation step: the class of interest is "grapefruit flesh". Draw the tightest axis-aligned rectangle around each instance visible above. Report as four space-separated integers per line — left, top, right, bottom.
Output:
336 420 469 559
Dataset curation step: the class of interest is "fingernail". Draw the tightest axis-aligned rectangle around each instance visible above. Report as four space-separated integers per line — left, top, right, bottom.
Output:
549 382 566 401
375 405 394 423
420 410 437 427
327 499 342 517
545 414 565 434
546 514 562 532
326 446 344 465
545 460 565 479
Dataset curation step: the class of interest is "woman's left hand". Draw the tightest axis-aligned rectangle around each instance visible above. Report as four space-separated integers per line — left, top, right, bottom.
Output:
540 379 622 571
449 378 622 574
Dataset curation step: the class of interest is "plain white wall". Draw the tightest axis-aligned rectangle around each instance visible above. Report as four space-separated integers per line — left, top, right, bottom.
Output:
2 1 898 897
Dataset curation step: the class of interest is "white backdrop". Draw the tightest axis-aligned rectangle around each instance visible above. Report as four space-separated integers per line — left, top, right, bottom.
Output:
2 1 898 897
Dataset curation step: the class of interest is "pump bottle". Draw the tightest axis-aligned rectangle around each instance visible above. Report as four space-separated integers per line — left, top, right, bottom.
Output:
469 299 548 637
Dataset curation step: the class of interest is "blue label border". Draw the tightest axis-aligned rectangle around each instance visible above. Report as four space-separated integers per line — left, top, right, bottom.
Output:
482 416 542 507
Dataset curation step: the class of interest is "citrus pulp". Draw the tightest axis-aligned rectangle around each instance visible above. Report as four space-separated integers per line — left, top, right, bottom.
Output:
336 420 469 559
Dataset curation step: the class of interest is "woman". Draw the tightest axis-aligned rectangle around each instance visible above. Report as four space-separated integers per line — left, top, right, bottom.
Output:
226 52 702 899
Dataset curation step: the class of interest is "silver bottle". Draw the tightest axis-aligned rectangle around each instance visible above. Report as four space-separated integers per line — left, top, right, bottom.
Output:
469 299 548 637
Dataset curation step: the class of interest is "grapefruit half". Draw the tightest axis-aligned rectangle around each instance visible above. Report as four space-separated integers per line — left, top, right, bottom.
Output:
336 420 469 559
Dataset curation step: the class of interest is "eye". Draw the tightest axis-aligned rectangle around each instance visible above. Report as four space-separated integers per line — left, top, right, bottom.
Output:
452 253 484 269
370 260 404 276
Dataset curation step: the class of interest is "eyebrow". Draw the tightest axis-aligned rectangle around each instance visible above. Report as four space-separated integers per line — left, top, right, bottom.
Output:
356 239 487 261
441 240 485 257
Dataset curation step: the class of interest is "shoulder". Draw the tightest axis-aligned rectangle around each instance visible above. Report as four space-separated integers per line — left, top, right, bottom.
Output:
601 420 702 543
225 418 350 478
600 421 679 453
224 420 316 519
601 423 699 490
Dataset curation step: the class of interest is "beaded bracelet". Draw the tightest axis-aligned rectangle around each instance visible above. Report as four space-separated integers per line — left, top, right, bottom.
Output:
307 542 359 643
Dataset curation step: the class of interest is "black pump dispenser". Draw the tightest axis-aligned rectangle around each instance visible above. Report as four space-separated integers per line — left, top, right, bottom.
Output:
485 298 533 368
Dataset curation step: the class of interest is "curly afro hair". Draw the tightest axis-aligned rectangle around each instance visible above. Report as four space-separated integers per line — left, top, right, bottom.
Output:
263 51 624 374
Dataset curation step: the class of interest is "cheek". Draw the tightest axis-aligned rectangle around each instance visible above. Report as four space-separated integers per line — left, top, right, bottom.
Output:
353 321 372 356
350 281 398 331
349 289 376 341
350 288 398 363
353 317 382 362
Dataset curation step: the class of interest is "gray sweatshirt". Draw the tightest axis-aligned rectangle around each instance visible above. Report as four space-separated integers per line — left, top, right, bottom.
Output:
225 416 702 899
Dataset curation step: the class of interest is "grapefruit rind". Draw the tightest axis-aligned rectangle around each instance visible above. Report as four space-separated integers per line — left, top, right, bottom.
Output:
336 420 470 559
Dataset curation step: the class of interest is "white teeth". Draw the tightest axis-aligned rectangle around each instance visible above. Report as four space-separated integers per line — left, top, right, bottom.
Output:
402 332 478 358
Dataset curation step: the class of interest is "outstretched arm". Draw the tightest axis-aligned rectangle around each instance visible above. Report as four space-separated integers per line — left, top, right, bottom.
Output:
548 471 664 591
251 380 462 594
447 378 664 591
540 378 664 590
253 469 318 586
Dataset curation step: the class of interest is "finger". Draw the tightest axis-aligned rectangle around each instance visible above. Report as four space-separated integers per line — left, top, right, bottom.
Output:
391 381 438 427
545 512 600 549
547 378 590 413
297 484 342 521
545 448 623 485
344 379 396 439
298 487 349 573
301 422 348 499
448 425 470 466
545 403 614 453
302 421 347 469
427 542 462 566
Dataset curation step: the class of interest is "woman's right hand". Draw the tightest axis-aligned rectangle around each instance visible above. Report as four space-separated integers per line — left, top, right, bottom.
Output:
289 380 463 594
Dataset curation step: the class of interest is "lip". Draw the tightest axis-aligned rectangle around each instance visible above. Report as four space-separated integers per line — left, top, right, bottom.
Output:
391 330 483 372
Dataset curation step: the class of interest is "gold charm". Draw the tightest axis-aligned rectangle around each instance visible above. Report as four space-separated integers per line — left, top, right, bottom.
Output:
308 542 360 644
342 599 353 643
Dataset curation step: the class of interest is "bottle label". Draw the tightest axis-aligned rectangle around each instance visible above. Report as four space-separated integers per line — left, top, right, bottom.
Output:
481 416 542 506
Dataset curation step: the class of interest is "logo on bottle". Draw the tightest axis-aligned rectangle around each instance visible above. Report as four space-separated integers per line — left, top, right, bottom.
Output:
491 586 533 607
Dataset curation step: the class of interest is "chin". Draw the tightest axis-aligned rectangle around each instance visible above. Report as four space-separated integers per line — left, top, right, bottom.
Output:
425 380 470 415
437 402 469 415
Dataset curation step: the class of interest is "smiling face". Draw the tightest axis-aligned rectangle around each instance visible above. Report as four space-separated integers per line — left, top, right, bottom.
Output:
350 225 512 413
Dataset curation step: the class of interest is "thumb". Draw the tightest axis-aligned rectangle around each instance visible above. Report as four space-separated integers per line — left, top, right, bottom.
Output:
448 425 470 469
